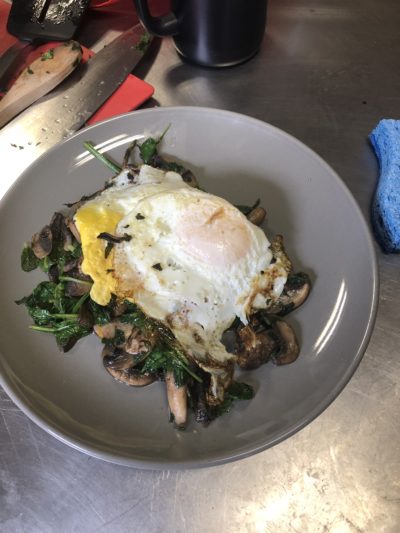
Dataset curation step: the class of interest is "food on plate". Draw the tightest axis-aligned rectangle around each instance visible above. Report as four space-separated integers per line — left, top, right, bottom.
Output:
17 131 311 429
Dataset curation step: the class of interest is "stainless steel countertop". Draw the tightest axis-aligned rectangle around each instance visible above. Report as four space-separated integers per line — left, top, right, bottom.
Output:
1 0 400 531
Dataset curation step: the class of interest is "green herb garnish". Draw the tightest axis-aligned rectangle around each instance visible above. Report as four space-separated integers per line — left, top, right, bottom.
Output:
41 49 54 61
134 32 152 53
212 382 254 417
139 125 170 164
83 141 122 174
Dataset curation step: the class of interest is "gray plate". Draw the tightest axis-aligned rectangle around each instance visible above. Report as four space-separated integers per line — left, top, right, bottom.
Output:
0 107 378 469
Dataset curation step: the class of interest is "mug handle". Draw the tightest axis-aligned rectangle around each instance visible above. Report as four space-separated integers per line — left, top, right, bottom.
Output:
133 0 179 36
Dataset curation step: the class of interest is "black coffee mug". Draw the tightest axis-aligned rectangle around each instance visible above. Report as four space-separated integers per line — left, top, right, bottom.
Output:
133 0 268 67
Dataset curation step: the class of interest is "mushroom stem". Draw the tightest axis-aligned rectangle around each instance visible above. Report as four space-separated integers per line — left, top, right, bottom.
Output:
165 371 188 429
248 206 266 226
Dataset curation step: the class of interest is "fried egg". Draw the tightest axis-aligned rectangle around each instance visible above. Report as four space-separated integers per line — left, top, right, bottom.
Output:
74 165 289 368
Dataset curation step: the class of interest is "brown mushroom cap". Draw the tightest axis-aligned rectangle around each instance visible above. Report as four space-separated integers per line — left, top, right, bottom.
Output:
273 320 300 365
32 225 52 258
64 280 91 297
102 346 155 387
236 324 280 370
267 272 311 316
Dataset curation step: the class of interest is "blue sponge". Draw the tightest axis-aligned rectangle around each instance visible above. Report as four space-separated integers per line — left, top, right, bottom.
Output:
369 119 400 253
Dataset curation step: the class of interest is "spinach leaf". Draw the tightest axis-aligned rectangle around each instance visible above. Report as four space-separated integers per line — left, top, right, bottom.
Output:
29 320 91 352
139 125 170 164
16 281 89 342
24 281 71 314
140 346 189 387
38 256 55 273
226 381 254 401
88 300 112 325
27 307 54 326
21 244 39 272
54 321 92 351
212 382 254 418
139 138 159 164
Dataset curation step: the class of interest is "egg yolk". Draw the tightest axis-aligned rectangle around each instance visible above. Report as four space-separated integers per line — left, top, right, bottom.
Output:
176 202 251 268
74 204 122 305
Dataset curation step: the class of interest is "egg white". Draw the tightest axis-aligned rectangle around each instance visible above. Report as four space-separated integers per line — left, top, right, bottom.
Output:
74 165 289 368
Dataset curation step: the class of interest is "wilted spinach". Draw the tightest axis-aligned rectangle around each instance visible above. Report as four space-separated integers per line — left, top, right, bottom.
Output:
16 281 92 351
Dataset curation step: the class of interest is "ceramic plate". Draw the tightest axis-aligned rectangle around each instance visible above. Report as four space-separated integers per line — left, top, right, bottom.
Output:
0 107 378 468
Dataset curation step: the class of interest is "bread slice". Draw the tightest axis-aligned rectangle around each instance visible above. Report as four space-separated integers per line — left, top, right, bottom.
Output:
369 119 400 253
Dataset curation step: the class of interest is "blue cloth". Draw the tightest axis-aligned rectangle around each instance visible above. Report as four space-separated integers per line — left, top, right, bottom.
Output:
369 119 400 253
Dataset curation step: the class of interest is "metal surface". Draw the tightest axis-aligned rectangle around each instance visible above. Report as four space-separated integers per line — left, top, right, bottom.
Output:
1 0 400 531
0 25 150 196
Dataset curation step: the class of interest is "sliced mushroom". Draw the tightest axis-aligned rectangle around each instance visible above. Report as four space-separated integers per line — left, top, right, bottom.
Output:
189 375 211 426
33 212 78 263
248 206 266 226
208 363 234 405
65 217 81 243
181 169 199 188
273 320 300 365
62 257 81 273
125 327 155 357
112 301 128 317
235 324 280 370
94 322 116 339
94 321 134 345
32 225 52 258
194 358 235 406
103 347 134 371
49 212 64 241
78 302 94 329
109 367 155 387
48 263 60 282
267 272 311 316
102 346 155 386
165 371 187 429
65 280 91 297
61 224 74 252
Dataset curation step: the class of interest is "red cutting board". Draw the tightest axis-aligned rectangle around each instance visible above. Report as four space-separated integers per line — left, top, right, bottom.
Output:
0 0 155 125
